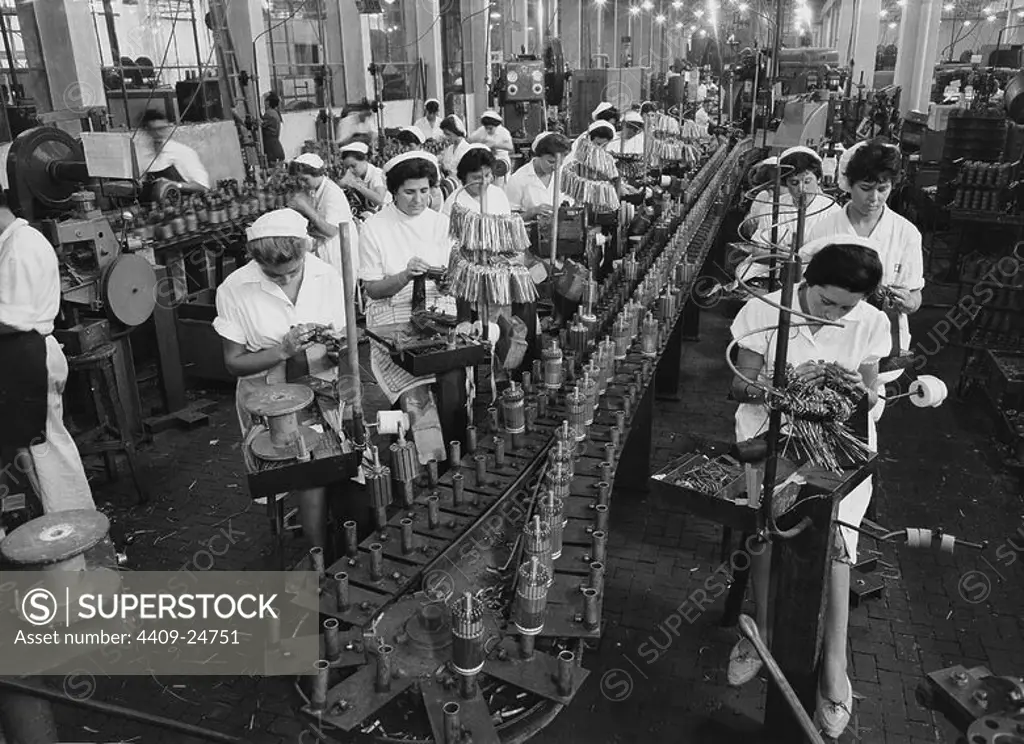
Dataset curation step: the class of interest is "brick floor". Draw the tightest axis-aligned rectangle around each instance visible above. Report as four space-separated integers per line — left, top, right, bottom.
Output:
45 291 1024 743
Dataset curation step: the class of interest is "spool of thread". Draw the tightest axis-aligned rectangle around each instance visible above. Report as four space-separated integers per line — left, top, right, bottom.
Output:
556 651 575 696
540 494 565 559
940 534 956 554
466 426 478 454
449 441 462 468
310 660 330 711
501 382 527 434
493 436 506 467
583 588 600 630
567 387 588 440
369 543 384 581
400 518 415 554
594 504 609 533
592 530 607 563
335 572 350 611
378 410 411 435
909 375 948 408
309 547 325 580
474 454 488 486
443 702 461 743
376 644 393 693
514 556 551 634
427 495 441 529
453 473 465 505
450 591 485 675
542 341 565 391
589 561 604 594
343 521 358 558
610 427 621 448
324 618 341 662
523 515 554 580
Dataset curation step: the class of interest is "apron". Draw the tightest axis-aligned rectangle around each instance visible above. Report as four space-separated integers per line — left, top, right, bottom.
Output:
0 331 48 447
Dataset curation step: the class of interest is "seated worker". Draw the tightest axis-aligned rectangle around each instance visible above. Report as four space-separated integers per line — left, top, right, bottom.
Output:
414 98 444 142
338 101 379 150
213 209 348 550
287 153 358 277
139 109 210 192
441 144 513 217
468 110 514 181
607 111 646 155
0 192 95 514
439 114 472 182
571 102 620 157
695 99 712 133
338 141 387 213
358 152 462 461
395 126 427 153
505 132 573 221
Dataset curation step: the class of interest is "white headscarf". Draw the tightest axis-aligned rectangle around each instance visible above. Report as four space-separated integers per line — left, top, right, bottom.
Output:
246 209 310 242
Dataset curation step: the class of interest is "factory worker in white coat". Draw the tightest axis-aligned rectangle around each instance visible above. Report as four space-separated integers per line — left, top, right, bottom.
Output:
505 132 574 220
287 153 359 277
570 102 620 158
728 241 891 739
213 209 347 550
414 98 444 142
359 152 457 406
607 111 646 155
139 109 210 192
442 144 513 217
0 198 95 514
735 146 841 287
468 110 515 182
439 115 473 181
804 139 924 406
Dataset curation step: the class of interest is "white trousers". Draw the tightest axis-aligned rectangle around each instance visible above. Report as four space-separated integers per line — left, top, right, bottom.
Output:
26 337 95 512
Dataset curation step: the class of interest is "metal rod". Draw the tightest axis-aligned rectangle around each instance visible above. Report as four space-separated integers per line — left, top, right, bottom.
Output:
101 0 132 128
550 152 563 264
339 222 365 444
738 615 827 744
0 678 242 743
324 618 341 661
0 8 20 98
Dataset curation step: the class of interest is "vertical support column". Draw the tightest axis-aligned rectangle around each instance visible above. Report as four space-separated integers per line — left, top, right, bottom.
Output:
16 0 104 131
850 0 880 90
336 0 369 105
464 0 489 122
226 0 268 120
833 0 855 68
324 0 349 108
893 0 942 117
416 0 445 102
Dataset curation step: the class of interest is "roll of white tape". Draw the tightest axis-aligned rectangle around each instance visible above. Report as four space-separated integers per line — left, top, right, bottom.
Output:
940 534 955 554
661 175 672 188
910 377 942 407
905 528 919 547
919 528 933 546
378 410 411 435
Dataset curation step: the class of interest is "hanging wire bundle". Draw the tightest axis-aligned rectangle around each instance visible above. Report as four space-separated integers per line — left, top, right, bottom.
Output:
572 138 619 181
445 199 537 306
652 114 681 136
768 363 873 472
560 168 621 212
611 153 646 183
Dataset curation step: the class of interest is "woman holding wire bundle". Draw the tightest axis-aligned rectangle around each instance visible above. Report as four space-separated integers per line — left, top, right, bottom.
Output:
727 241 892 739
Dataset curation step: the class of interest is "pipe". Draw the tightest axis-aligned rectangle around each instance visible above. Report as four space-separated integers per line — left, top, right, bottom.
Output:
338 222 365 445
737 615 826 744
100 0 132 129
0 679 241 743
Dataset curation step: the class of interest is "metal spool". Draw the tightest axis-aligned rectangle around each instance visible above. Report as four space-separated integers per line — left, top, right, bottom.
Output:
7 127 87 218
102 254 158 326
245 384 320 462
1 509 110 569
966 713 1024 744
404 603 452 652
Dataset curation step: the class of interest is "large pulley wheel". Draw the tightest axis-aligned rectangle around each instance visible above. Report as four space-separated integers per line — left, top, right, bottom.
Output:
0 509 110 566
7 127 84 214
102 254 158 326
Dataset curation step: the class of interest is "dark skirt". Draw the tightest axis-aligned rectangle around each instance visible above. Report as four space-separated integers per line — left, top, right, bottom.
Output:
0 332 48 447
264 137 286 164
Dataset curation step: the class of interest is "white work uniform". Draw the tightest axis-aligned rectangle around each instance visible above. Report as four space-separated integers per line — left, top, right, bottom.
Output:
337 114 378 149
731 288 891 561
737 192 841 283
358 205 456 403
360 163 386 196
505 159 566 214
414 116 444 142
441 184 512 217
468 125 514 173
309 177 358 277
213 254 345 433
695 107 710 132
0 218 95 513
804 204 925 356
441 139 472 180
140 139 211 189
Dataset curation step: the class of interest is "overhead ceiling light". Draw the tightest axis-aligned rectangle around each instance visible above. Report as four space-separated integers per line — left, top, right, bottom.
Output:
642 0 654 9
880 9 888 16
676 20 684 27
964 18 972 24
888 21 897 27
943 2 954 8
987 13 997 20
738 2 748 9
656 13 666 22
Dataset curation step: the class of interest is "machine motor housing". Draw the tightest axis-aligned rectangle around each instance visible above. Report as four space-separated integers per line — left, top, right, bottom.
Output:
503 61 547 102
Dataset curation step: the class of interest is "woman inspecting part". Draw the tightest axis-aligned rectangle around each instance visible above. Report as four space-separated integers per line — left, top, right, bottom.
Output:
338 141 387 213
287 153 358 277
727 242 892 739
213 209 348 551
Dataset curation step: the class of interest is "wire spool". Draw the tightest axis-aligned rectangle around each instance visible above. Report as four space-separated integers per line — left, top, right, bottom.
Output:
377 410 411 435
539 494 565 559
523 515 554 581
542 341 564 391
566 386 589 441
449 591 485 675
641 315 659 357
580 373 598 426
549 440 575 478
909 376 948 408
567 321 589 361
246 384 320 462
613 318 631 360
501 382 526 435
513 556 551 634
555 421 579 458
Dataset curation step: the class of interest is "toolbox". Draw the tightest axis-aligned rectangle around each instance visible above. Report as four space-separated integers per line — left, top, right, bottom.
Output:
366 321 488 377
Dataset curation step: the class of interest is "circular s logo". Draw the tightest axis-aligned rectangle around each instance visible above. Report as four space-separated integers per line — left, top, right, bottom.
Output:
21 587 58 626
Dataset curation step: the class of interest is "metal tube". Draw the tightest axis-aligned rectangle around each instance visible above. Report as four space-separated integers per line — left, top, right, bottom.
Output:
369 543 384 581
401 518 415 554
604 442 615 465
596 482 610 506
594 504 609 533
343 521 358 558
427 459 439 486
488 407 499 432
443 701 461 743
450 441 462 468
310 660 330 712
592 530 607 563
519 632 536 658
453 473 465 505
427 495 441 528
589 561 604 594
556 651 575 696
373 506 388 532
309 547 325 579
0 678 240 744
615 410 625 433
324 618 341 662
474 454 488 485
494 436 506 467
583 588 600 629
466 426 478 453
376 645 394 693
600 461 612 484
339 224 365 443
335 572 350 612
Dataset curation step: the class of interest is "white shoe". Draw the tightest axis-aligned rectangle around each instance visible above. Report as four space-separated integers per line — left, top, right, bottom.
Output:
727 637 763 687
815 674 853 739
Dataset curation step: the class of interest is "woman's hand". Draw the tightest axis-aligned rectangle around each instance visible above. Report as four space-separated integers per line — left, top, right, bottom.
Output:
279 324 315 359
793 361 825 384
406 257 431 277
526 204 554 220
288 193 313 217
339 171 362 189
888 286 917 313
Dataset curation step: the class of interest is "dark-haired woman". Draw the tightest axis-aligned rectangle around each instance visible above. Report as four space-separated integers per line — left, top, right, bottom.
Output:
414 98 444 142
287 153 357 277
439 115 472 181
805 139 924 403
726 240 892 739
506 132 573 220
441 145 512 216
359 153 456 410
214 209 348 551
261 93 286 165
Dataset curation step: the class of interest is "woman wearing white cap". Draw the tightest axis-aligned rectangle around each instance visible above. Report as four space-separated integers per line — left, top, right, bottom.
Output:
608 111 646 155
414 98 444 142
394 126 427 152
505 132 573 220
359 152 458 417
287 153 357 277
569 102 620 157
338 141 387 211
468 111 514 181
804 139 923 395
213 208 348 551
439 115 472 181
441 145 512 217
736 146 841 288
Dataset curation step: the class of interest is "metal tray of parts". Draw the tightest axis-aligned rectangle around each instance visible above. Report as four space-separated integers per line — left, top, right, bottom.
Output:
365 322 488 376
